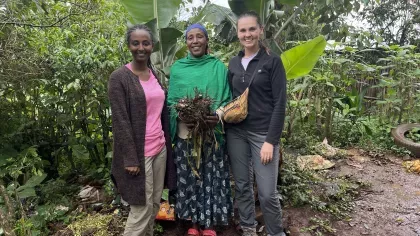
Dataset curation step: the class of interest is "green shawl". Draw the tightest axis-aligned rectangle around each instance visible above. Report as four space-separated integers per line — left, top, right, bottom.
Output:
168 54 231 144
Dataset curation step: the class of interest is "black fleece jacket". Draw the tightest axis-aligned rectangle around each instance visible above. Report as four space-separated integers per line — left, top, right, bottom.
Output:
227 48 287 145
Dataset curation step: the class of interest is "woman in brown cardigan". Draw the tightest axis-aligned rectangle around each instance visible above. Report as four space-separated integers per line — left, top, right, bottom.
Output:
108 24 176 236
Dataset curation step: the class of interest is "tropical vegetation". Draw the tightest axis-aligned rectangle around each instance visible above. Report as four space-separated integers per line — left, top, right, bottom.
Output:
0 0 419 235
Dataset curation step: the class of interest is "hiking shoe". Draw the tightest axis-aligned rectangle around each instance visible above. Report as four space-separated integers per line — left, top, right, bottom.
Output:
242 227 257 236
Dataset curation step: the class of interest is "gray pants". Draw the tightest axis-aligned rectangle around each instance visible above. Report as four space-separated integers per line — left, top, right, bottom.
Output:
227 127 284 236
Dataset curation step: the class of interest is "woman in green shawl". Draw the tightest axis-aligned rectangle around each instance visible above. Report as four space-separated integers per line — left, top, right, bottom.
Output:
167 24 232 236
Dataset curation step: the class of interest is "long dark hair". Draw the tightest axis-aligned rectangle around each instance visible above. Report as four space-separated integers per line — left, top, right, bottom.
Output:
126 24 157 74
237 11 270 54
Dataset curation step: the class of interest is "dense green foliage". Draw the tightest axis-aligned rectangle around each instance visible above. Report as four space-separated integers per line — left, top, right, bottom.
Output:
0 0 419 235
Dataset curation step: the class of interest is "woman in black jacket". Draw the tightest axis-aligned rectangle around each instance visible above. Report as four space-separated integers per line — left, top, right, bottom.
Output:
226 11 287 236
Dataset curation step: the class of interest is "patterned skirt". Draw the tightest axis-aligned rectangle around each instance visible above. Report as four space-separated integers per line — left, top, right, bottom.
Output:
174 138 233 228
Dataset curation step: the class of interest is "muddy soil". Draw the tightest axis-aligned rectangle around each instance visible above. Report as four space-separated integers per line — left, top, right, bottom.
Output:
330 149 420 236
159 149 420 236
56 149 419 235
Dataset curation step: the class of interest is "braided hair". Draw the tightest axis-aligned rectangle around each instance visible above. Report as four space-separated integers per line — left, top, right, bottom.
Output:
126 24 158 74
237 11 270 55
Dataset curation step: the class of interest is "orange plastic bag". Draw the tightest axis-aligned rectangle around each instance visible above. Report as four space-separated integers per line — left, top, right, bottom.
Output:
155 201 175 221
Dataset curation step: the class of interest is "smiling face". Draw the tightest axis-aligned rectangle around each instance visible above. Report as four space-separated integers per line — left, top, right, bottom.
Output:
237 16 263 52
128 29 153 63
186 28 208 58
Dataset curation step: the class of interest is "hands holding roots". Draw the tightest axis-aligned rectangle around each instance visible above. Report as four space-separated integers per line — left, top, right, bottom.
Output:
175 89 216 130
175 89 218 178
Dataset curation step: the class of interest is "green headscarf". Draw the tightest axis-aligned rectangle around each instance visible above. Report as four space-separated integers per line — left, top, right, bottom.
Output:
168 53 231 144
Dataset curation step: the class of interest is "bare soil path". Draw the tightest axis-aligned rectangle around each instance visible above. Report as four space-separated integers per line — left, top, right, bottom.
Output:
160 149 420 236
331 149 420 236
284 149 420 236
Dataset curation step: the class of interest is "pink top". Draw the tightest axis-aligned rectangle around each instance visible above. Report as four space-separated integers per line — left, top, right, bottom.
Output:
126 63 166 157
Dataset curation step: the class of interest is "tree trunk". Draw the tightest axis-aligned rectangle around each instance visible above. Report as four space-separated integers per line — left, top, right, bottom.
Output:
65 145 76 170
0 181 16 236
286 88 305 139
324 97 333 141
99 104 109 166
315 96 322 135
399 22 411 46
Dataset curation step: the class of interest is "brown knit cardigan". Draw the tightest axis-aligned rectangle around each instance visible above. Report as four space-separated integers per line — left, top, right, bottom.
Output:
108 66 176 206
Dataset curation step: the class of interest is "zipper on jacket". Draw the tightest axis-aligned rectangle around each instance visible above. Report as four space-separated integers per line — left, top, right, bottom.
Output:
238 57 259 83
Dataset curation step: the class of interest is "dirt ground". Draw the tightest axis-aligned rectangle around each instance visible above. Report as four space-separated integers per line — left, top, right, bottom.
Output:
331 149 420 236
158 149 420 236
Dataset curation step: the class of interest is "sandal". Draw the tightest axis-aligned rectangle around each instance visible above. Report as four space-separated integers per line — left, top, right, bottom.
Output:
187 228 201 236
202 229 217 236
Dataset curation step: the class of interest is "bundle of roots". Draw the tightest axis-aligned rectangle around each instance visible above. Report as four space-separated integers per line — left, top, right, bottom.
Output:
175 88 215 130
174 89 216 178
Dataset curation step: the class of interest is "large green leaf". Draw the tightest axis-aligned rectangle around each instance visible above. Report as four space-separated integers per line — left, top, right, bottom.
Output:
192 3 238 43
149 28 182 67
281 36 327 80
175 44 188 60
228 0 274 22
228 0 258 15
120 3 184 79
16 174 47 191
160 27 183 67
145 18 159 48
199 0 275 43
13 174 47 199
0 146 17 168
194 3 237 26
266 38 282 55
17 188 37 199
71 145 89 160
120 0 182 28
145 19 183 70
277 0 302 5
